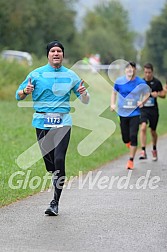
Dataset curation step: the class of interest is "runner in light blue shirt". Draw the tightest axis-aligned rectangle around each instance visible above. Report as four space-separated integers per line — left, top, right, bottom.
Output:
16 40 90 216
16 62 88 129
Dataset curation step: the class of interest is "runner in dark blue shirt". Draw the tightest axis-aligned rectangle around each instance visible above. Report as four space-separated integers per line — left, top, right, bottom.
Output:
111 61 150 169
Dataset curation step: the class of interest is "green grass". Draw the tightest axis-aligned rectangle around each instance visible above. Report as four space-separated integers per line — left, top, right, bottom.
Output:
0 60 167 206
0 98 167 207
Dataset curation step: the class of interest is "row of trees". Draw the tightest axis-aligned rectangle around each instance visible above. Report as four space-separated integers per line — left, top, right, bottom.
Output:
0 0 167 76
80 1 136 64
0 0 136 63
143 1 167 76
0 0 78 59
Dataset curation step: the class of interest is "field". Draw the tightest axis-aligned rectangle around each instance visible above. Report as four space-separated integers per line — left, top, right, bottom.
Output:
0 97 167 207
0 59 167 207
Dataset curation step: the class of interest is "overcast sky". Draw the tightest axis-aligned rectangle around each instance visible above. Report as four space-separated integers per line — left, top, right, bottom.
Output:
75 0 166 32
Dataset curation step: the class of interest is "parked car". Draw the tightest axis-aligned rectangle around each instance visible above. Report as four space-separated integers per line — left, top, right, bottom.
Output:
1 50 32 65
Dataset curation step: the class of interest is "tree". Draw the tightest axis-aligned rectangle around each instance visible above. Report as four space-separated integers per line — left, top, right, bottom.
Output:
80 0 136 64
143 2 167 76
0 0 78 59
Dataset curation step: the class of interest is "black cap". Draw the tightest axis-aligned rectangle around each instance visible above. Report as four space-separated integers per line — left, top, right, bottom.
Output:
46 40 64 57
126 61 136 68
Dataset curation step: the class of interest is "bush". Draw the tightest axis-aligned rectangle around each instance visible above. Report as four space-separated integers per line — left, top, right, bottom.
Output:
0 57 47 100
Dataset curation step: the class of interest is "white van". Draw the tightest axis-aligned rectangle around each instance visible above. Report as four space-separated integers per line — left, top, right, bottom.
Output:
1 50 32 65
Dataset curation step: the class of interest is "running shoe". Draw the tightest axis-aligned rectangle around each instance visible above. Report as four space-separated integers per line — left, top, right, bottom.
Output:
125 142 131 148
45 200 58 216
139 150 147 160
152 150 158 161
126 160 134 170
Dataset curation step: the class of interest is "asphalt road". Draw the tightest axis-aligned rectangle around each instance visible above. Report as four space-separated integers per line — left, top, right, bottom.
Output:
0 136 167 252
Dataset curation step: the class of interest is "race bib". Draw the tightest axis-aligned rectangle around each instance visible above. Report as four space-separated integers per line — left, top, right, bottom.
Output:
144 97 155 107
123 98 137 109
44 113 63 128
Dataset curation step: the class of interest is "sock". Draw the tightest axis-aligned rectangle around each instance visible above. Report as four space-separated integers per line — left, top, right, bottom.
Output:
153 145 156 150
142 147 146 152
130 157 133 161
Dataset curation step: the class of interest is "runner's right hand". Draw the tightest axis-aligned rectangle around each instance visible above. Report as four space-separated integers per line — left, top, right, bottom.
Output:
24 78 34 94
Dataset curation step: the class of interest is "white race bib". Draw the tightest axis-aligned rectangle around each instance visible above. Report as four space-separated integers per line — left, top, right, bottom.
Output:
123 98 137 109
144 97 155 107
44 113 63 128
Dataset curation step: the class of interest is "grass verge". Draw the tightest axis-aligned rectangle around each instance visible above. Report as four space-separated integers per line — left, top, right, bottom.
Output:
0 98 167 207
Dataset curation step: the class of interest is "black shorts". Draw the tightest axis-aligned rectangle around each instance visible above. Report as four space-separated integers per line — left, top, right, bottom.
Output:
140 108 159 131
120 115 140 146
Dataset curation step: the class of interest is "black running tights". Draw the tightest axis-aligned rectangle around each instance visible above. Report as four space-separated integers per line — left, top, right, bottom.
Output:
36 126 71 202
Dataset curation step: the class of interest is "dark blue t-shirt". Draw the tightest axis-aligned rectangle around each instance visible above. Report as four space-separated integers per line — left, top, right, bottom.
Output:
114 76 150 117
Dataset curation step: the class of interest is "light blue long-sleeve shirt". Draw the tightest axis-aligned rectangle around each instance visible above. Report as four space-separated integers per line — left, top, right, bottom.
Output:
16 63 85 129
